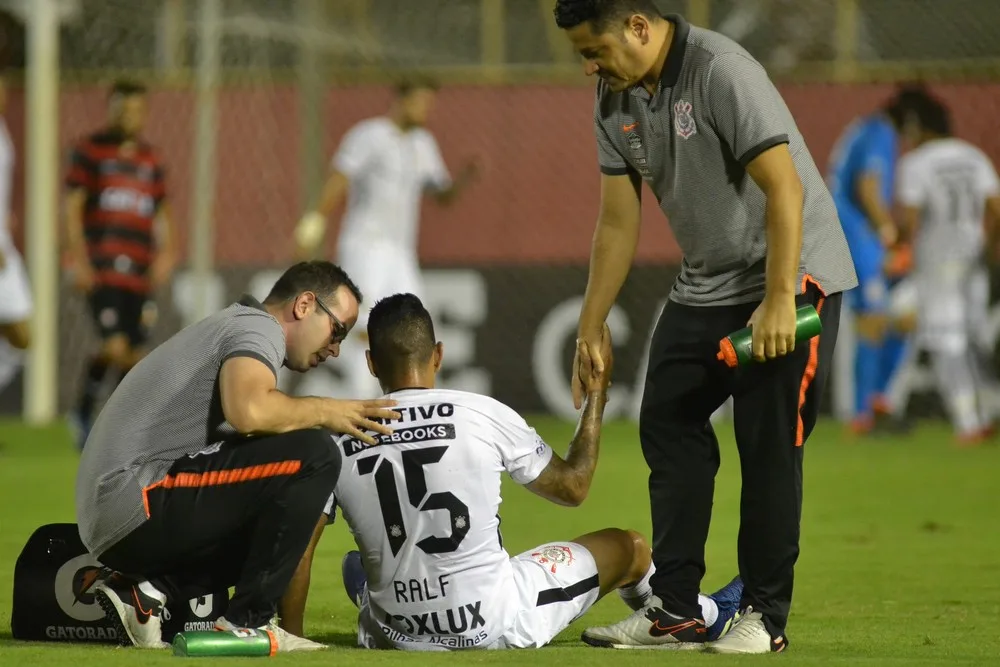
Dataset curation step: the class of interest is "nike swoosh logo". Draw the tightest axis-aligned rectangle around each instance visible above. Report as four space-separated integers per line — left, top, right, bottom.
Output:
131 587 154 624
648 619 701 637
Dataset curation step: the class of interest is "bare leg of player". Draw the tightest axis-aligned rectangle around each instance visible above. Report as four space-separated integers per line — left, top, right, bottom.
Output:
279 515 327 637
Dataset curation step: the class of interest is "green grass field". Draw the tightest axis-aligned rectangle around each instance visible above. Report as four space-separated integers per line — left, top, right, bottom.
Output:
0 417 998 665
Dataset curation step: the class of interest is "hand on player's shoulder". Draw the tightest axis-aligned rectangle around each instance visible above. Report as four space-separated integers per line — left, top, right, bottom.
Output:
321 398 400 446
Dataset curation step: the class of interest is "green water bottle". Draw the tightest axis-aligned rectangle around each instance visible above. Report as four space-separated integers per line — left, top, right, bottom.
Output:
172 628 278 658
716 304 822 368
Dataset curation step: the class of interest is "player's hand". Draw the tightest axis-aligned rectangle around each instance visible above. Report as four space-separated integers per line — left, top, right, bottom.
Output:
878 223 898 248
572 324 609 409
324 398 400 446
747 293 797 362
582 323 614 395
149 257 174 290
71 260 95 293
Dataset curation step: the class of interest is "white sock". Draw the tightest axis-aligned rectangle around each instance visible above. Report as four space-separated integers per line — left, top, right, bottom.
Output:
699 594 719 627
0 339 23 393
618 561 655 611
932 349 984 436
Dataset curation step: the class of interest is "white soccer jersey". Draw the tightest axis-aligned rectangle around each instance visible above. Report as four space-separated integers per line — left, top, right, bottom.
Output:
330 387 554 650
897 137 1000 269
333 117 452 253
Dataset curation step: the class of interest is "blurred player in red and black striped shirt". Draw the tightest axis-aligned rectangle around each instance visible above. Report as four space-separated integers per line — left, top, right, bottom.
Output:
65 79 178 449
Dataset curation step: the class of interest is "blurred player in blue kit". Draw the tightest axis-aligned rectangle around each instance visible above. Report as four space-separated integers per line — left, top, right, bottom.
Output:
827 87 930 433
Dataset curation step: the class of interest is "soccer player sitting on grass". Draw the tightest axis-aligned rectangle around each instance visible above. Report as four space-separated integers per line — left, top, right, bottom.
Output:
286 293 743 650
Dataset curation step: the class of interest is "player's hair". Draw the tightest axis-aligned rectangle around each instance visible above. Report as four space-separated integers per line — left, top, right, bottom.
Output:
912 95 952 136
367 293 436 379
553 0 662 32
109 78 147 101
264 261 363 307
395 76 439 99
883 83 934 129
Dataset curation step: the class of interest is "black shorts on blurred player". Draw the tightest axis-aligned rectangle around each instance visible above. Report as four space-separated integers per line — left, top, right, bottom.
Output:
88 286 153 347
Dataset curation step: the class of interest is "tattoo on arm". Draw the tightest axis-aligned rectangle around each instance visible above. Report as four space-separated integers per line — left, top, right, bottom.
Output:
527 391 607 506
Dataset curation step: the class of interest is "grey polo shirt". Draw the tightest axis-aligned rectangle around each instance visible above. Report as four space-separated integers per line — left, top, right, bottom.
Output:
75 295 287 557
594 14 857 305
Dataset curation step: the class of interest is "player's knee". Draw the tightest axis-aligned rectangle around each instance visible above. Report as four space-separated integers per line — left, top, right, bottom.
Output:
856 313 888 342
893 313 917 334
626 530 652 581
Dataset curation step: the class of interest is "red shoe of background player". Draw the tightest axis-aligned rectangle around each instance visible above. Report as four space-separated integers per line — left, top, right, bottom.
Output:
956 428 993 448
848 416 874 436
872 395 892 417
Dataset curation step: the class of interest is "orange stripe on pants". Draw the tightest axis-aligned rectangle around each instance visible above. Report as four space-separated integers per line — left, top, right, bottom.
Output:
141 459 302 518
795 275 826 447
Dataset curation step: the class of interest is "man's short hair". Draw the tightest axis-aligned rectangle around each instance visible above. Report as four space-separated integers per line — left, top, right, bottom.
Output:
264 261 362 307
109 78 147 101
911 94 952 136
553 0 661 32
395 76 439 99
367 293 436 378
884 83 935 129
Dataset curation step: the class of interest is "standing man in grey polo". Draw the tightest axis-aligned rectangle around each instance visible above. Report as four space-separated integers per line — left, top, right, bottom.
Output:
554 1 857 655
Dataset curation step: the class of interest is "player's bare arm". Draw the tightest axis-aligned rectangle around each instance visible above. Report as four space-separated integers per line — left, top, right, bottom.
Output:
898 203 920 242
573 171 641 409
295 170 350 259
149 200 178 289
856 172 899 246
745 144 804 361
526 389 608 506
65 187 94 291
530 325 612 506
219 356 399 444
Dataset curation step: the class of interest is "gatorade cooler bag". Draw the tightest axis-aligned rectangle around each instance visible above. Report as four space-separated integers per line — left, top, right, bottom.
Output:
11 523 229 644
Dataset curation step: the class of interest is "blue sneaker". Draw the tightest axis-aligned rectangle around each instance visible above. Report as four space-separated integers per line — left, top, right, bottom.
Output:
341 550 367 608
706 575 743 641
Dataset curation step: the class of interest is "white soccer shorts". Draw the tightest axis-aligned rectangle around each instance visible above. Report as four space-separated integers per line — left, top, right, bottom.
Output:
917 263 989 354
0 242 32 323
493 541 602 649
356 541 601 650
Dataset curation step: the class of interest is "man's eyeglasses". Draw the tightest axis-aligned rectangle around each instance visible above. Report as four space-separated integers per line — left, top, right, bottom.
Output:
314 295 348 344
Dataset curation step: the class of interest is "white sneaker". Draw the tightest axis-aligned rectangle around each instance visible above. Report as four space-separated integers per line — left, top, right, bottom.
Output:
93 576 169 649
705 607 788 654
214 616 326 652
581 596 706 650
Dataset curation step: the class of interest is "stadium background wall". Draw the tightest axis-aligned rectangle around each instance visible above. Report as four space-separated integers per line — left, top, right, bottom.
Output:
1 82 999 418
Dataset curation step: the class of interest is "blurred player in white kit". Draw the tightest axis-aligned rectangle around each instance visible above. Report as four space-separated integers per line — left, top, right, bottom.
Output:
0 71 32 393
294 78 479 398
896 94 1000 445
